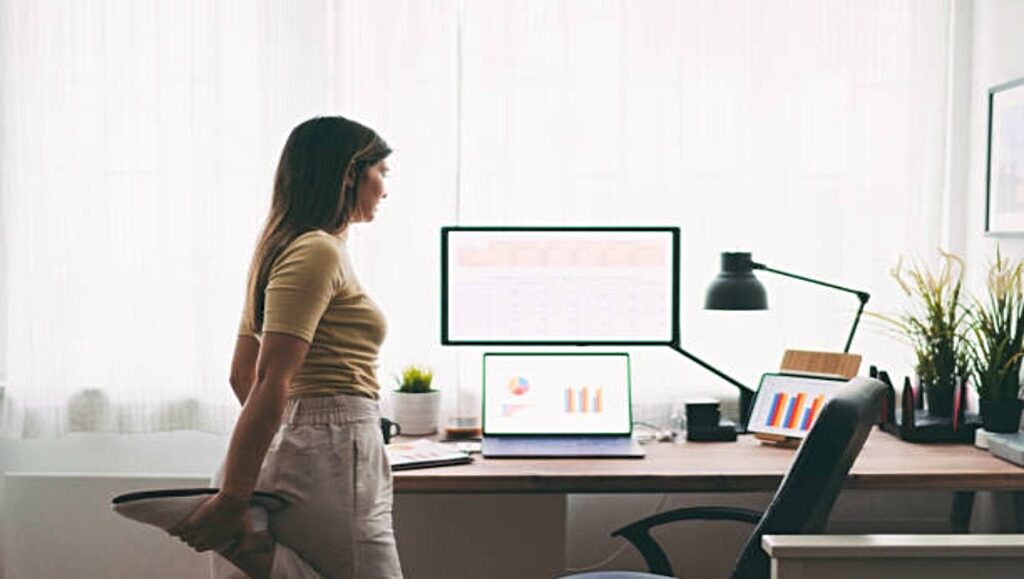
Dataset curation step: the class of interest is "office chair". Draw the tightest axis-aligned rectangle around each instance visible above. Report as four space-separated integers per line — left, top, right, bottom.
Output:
562 376 886 579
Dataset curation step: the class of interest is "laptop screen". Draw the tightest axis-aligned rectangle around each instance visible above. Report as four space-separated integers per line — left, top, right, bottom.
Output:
747 373 847 439
483 353 632 435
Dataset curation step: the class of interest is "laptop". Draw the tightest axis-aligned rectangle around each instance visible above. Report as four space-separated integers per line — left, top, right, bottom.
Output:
481 353 645 458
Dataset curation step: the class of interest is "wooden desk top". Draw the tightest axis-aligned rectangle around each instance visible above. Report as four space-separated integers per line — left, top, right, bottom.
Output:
393 429 1024 494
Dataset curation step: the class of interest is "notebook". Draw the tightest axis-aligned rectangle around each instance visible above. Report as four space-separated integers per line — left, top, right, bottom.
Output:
481 353 645 458
386 439 473 471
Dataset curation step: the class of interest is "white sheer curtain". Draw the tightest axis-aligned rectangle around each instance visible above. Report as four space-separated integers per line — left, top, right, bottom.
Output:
1 0 953 437
0 0 457 437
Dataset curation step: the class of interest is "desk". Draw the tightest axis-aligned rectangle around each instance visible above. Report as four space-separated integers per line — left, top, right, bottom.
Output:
391 429 1024 579
394 428 1024 493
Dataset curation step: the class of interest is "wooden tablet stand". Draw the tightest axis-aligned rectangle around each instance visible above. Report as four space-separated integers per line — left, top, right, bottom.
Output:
779 350 862 380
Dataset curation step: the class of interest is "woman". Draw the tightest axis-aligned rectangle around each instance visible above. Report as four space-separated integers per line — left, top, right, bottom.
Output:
170 116 402 578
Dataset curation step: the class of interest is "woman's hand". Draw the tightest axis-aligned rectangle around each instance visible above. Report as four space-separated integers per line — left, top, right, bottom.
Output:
168 492 251 553
175 332 306 553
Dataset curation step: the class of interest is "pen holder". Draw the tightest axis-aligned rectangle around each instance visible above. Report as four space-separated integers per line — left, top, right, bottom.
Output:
869 365 980 443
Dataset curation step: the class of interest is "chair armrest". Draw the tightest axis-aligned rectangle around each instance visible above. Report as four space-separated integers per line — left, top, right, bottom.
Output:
762 534 1024 559
612 506 763 577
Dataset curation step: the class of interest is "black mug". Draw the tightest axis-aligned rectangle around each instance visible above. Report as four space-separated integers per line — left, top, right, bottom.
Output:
380 417 401 444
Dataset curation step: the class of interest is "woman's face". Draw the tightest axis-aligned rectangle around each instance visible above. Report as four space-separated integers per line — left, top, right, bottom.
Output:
352 159 389 223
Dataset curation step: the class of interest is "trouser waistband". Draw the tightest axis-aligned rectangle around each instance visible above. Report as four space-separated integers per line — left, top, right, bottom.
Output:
283 394 380 425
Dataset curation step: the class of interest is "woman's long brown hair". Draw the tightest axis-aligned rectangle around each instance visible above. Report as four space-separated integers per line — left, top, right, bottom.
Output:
245 116 391 333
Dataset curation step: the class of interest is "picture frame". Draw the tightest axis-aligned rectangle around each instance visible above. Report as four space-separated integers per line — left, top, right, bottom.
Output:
985 77 1024 235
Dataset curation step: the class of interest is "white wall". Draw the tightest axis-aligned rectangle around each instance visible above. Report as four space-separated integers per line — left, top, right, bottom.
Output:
963 0 1024 273
0 432 227 579
3 473 212 579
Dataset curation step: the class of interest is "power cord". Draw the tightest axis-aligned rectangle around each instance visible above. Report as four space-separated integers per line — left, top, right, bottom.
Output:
632 420 677 443
561 492 672 574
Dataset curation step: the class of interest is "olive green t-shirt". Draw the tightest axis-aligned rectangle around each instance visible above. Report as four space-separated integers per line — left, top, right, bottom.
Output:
239 230 387 399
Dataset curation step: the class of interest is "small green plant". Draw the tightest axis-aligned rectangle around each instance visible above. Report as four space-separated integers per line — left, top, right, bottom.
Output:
967 249 1024 403
872 251 971 402
396 365 434 393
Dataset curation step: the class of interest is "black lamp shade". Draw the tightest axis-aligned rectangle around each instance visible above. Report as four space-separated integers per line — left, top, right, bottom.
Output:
704 252 768 310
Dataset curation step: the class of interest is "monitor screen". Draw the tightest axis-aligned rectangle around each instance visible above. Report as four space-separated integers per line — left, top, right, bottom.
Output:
441 227 679 345
747 373 847 439
482 353 632 435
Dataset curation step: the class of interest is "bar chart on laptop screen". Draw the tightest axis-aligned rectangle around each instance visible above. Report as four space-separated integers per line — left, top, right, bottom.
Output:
442 228 678 344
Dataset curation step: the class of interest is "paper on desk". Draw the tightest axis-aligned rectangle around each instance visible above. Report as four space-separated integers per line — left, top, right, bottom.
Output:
385 439 473 471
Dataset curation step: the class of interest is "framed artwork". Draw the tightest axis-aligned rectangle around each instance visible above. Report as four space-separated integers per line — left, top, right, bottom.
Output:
986 77 1024 235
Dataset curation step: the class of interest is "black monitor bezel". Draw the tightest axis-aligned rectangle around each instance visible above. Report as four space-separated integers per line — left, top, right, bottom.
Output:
441 226 680 346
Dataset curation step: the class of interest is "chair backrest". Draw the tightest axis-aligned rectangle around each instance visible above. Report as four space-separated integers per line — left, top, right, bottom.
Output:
730 377 886 579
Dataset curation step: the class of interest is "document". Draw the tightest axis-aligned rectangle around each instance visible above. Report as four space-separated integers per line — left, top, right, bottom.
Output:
386 439 473 471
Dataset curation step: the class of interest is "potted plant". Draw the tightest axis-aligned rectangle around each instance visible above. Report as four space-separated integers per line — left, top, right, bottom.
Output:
967 250 1024 433
880 251 971 417
391 364 441 435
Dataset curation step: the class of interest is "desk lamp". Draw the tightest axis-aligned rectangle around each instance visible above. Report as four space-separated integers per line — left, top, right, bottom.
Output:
677 252 871 429
705 252 871 353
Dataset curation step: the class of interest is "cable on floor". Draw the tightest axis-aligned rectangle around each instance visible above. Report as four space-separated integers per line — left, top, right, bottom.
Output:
561 492 672 574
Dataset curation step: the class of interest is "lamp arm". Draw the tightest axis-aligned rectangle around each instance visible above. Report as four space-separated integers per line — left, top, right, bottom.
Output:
844 297 868 353
753 263 871 353
667 342 755 430
753 264 868 300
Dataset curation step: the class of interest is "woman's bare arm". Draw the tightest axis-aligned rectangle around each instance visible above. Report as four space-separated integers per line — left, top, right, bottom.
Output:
229 336 261 405
171 331 309 551
221 331 308 502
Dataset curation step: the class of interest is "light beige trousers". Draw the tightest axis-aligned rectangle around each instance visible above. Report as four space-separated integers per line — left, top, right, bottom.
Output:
210 394 403 578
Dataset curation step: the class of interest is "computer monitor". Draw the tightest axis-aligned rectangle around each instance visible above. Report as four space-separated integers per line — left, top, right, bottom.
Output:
441 226 679 345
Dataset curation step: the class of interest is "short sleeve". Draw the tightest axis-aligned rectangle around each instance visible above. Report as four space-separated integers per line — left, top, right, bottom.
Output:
236 287 259 338
237 310 258 339
261 234 344 343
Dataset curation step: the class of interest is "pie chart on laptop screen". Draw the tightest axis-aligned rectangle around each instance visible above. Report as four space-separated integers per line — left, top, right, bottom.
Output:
508 377 531 396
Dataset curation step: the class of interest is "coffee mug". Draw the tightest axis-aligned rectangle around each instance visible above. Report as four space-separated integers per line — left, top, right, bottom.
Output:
380 417 401 443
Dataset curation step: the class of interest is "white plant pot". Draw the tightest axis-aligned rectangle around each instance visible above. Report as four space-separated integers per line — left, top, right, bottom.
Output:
392 390 441 435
